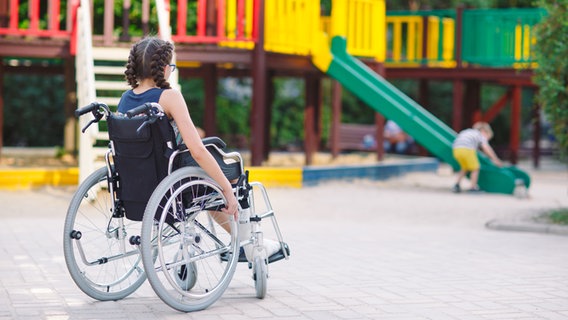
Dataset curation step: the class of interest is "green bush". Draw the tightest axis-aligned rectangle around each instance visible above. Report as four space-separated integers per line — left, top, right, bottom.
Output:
533 0 568 159
3 74 66 146
549 208 568 225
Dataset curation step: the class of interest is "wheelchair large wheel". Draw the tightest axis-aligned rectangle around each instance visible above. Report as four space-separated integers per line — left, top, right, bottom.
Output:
140 167 239 312
63 167 147 301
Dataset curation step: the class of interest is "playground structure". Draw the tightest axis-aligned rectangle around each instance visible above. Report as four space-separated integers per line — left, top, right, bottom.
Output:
0 0 547 194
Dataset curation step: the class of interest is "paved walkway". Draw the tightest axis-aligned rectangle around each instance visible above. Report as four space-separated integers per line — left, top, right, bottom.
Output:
0 159 567 319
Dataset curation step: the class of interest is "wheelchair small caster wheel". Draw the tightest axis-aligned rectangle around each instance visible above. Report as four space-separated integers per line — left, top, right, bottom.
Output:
175 262 198 291
129 235 141 246
70 230 82 240
253 256 267 299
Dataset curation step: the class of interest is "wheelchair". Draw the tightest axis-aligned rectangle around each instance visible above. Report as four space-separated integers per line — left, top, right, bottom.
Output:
63 102 289 312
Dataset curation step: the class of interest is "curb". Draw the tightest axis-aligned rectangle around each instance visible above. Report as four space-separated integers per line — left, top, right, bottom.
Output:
303 158 439 186
0 157 440 190
0 167 79 190
486 219 568 236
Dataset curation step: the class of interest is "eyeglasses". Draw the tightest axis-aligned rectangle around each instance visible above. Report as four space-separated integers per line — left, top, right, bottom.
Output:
168 64 176 72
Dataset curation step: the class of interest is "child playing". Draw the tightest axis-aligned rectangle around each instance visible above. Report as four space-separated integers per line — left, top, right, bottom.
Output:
452 122 503 193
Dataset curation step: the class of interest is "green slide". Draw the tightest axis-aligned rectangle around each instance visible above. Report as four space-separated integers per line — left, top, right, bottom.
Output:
316 36 530 195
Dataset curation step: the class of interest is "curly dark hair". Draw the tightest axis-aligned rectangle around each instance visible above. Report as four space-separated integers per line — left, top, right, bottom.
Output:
125 37 174 89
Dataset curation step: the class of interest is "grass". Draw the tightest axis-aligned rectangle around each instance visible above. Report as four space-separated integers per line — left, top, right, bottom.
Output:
548 208 568 225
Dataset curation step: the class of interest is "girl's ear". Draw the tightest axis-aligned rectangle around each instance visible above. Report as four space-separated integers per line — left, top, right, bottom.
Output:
164 65 171 79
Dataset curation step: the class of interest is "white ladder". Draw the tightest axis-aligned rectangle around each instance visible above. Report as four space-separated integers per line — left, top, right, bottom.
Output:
75 0 130 182
75 0 97 183
75 0 178 182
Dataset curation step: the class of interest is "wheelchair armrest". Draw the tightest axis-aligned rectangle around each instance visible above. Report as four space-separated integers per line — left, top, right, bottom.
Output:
201 137 226 149
176 136 226 152
174 136 242 180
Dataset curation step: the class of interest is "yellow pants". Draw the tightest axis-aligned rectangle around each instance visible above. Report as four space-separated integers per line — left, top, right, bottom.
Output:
453 148 479 171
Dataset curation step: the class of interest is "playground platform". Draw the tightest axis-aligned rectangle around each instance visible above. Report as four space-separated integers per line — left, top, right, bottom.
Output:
0 147 439 190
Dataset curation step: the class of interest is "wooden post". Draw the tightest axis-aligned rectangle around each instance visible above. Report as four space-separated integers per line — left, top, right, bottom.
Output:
250 0 266 166
510 85 522 164
452 80 464 131
120 0 131 41
203 63 218 137
372 62 386 160
206 0 217 35
330 80 342 158
455 5 464 69
375 113 385 160
315 75 323 152
464 80 481 127
142 0 150 36
0 0 8 27
532 101 540 169
202 0 218 140
104 0 114 45
263 71 274 161
304 73 319 165
415 79 430 156
63 58 77 154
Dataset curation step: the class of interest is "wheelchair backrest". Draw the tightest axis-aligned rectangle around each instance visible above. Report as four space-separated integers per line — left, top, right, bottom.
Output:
107 113 175 221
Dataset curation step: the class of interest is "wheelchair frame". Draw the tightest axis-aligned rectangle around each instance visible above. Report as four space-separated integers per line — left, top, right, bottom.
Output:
63 102 289 312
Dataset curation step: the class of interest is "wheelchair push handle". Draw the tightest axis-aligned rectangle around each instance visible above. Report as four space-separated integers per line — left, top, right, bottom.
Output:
125 102 165 135
126 102 161 118
75 102 110 118
76 102 111 133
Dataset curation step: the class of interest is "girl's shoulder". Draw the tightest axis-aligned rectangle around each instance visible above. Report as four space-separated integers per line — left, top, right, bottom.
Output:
158 88 186 114
159 87 183 101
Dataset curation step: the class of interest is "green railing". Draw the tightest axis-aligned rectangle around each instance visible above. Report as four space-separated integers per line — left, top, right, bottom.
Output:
462 8 546 67
386 8 547 68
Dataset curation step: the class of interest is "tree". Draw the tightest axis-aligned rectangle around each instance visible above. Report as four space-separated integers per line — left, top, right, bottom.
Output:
533 0 568 159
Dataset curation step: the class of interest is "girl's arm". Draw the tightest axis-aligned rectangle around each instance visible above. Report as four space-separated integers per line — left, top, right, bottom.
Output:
159 89 238 217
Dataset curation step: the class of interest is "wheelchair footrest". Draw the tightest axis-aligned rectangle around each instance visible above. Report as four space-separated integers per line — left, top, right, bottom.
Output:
220 247 248 263
268 242 290 264
220 243 290 263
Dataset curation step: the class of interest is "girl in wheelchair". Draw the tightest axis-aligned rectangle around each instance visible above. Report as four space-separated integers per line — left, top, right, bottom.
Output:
63 36 289 312
63 37 290 312
118 36 284 258
117 36 239 220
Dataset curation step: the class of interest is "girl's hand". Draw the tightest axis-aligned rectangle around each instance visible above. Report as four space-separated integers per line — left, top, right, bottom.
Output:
222 190 238 220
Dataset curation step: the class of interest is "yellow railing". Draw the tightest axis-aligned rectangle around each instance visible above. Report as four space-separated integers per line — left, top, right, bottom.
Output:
328 0 385 61
426 16 456 67
219 0 255 49
264 0 320 55
513 23 538 69
386 15 455 67
440 18 455 66
386 16 423 66
263 0 385 61
344 0 385 60
386 16 423 64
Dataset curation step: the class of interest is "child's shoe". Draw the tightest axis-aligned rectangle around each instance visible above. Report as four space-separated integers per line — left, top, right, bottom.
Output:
467 186 483 193
451 183 461 193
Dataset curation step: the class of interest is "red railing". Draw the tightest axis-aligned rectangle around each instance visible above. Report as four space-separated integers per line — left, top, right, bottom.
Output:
0 0 78 38
171 0 258 44
1 0 256 47
0 0 80 53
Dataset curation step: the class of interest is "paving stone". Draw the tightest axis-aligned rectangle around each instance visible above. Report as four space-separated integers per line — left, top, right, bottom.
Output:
0 160 567 319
